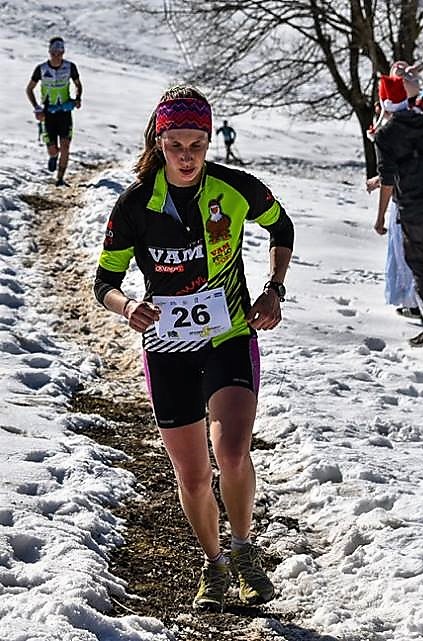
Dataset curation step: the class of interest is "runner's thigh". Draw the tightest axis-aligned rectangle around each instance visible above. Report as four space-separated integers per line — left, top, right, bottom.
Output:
202 335 260 404
143 350 206 428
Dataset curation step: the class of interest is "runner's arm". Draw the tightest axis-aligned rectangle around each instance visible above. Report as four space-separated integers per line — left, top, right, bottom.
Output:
94 266 126 311
374 184 393 235
268 246 292 283
244 174 294 279
94 193 158 331
262 206 294 284
25 79 39 109
26 65 42 109
103 288 135 318
94 266 160 330
73 78 83 107
374 134 395 235
245 244 292 330
246 205 294 329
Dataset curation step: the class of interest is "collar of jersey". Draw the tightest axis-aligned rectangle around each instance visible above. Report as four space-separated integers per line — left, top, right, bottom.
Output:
147 164 206 213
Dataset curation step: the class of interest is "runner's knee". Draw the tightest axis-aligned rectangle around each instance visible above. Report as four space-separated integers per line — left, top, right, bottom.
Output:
214 448 251 474
176 466 213 497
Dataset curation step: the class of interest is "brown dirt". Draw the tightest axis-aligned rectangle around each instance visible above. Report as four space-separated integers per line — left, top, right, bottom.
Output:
20 162 143 403
20 163 334 641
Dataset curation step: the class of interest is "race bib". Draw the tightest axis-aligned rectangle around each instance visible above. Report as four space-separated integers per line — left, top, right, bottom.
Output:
153 287 231 341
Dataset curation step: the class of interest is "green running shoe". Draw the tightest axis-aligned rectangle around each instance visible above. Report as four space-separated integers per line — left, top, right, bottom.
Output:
192 560 230 613
230 543 275 605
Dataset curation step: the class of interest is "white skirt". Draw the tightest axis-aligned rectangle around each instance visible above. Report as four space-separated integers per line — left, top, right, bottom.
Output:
384 200 417 307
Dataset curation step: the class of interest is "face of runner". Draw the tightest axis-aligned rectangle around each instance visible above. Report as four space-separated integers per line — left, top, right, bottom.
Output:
49 44 65 66
158 129 209 187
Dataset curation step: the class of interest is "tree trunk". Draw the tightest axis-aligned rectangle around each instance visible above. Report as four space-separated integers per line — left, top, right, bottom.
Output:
362 128 377 179
355 106 377 178
397 0 421 63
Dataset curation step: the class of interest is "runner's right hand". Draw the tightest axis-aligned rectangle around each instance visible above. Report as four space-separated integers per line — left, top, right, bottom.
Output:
124 300 161 333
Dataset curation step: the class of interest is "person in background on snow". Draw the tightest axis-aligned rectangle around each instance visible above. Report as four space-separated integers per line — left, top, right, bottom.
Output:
366 62 421 323
93 85 294 612
26 36 82 186
374 61 423 346
216 119 237 163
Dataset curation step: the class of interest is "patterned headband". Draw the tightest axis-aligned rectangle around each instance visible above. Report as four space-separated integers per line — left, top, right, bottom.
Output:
155 98 212 137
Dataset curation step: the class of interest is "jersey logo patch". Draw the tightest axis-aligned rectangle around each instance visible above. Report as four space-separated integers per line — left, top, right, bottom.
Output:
104 220 114 247
206 195 231 244
176 276 207 296
148 242 204 265
211 241 232 266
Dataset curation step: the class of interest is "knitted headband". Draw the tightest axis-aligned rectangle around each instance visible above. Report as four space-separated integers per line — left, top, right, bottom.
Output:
155 98 212 137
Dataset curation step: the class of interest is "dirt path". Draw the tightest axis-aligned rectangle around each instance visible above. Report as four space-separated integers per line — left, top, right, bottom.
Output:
20 165 329 641
20 163 143 403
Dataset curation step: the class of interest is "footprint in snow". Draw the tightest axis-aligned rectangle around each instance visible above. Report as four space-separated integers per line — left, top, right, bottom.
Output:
333 296 350 306
337 308 357 317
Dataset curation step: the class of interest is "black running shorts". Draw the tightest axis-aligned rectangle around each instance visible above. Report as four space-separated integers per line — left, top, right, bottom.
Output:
143 335 260 428
43 111 73 146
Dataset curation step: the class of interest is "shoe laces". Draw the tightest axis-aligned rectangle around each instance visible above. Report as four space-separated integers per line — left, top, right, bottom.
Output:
201 560 229 592
232 544 265 579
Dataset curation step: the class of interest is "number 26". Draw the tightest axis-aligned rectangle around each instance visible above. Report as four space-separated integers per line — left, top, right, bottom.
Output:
172 304 211 327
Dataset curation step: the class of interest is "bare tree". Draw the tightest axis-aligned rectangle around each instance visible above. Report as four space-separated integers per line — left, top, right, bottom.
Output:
135 0 422 176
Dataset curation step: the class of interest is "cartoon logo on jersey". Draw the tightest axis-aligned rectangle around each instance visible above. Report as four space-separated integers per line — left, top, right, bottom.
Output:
206 195 231 244
104 220 114 247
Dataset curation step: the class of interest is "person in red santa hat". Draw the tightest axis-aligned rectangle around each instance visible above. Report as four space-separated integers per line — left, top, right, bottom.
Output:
367 63 410 142
374 63 423 346
366 66 420 321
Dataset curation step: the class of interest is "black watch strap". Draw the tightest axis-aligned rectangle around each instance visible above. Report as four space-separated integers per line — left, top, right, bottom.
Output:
264 280 286 302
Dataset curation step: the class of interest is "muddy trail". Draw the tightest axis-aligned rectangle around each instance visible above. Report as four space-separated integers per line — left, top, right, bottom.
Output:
21 164 331 641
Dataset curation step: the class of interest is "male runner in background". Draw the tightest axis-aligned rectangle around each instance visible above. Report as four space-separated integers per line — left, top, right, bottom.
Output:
26 36 82 186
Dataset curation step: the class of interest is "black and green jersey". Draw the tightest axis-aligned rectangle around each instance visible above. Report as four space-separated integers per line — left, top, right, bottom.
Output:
95 161 294 352
31 60 79 107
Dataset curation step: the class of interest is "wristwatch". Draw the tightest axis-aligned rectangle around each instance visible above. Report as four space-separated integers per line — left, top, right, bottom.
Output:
264 280 286 302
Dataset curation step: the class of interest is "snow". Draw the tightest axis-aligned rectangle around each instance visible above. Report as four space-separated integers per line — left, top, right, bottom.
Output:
1 2 423 640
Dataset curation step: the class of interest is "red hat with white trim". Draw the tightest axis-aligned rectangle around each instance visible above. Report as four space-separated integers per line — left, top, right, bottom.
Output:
378 75 408 112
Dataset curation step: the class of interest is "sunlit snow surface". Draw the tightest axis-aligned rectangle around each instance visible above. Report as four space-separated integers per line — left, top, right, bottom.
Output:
1 2 423 639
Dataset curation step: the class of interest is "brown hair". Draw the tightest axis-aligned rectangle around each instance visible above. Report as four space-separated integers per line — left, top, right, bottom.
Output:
134 85 210 182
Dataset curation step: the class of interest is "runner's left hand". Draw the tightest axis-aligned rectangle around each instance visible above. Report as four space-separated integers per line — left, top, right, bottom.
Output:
246 290 281 330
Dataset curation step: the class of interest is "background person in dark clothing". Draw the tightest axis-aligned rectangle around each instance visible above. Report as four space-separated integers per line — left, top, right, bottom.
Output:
367 65 420 322
216 120 236 163
374 65 423 347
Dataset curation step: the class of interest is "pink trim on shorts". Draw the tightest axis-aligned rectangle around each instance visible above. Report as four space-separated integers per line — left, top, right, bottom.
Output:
249 336 261 396
142 350 153 402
